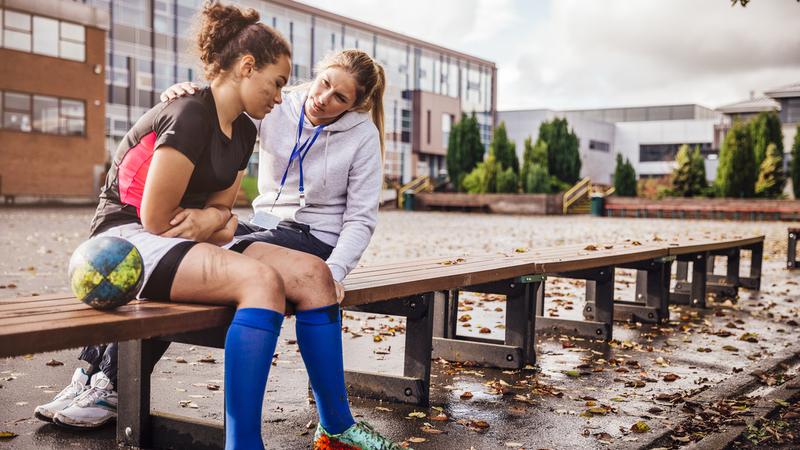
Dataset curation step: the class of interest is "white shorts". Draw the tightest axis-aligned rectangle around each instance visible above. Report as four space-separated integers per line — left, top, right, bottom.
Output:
95 223 195 299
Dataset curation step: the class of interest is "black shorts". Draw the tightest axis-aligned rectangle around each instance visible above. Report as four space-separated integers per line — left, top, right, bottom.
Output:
229 220 334 260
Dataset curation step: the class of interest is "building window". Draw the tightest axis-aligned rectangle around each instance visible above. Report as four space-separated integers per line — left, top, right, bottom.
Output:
32 16 58 56
59 22 85 61
442 113 452 146
426 109 431 144
4 10 31 52
32 95 59 133
3 92 31 132
639 143 711 162
1 90 85 136
2 10 85 61
589 140 610 152
401 109 411 143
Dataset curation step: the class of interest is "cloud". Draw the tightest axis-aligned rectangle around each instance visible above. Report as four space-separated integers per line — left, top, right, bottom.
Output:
296 0 800 110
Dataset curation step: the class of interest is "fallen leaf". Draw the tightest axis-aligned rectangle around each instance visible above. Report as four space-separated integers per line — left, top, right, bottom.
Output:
460 391 474 400
631 421 651 433
45 359 63 367
406 437 427 443
722 345 739 352
479 327 491 334
0 431 17 439
407 411 426 419
373 335 383 343
662 373 680 382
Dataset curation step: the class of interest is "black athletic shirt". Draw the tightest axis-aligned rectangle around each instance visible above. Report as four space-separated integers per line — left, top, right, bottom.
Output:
90 88 256 236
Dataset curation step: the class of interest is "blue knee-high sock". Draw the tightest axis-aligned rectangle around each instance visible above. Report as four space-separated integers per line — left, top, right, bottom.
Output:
224 308 284 450
295 304 355 435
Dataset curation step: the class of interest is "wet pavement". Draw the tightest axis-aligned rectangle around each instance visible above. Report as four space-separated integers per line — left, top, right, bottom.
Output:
1 207 799 449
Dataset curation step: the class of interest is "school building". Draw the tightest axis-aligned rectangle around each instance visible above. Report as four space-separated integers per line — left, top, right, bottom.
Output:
0 0 108 201
499 82 800 187
0 0 496 201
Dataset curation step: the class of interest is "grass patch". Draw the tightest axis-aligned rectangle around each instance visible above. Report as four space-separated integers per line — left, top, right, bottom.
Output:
241 175 258 202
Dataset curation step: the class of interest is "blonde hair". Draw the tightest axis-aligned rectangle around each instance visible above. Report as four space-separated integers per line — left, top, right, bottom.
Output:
313 49 386 161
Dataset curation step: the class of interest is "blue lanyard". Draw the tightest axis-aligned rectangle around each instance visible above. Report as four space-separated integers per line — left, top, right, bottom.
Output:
273 102 325 209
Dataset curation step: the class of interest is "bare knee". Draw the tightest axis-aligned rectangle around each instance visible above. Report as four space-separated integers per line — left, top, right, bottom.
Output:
288 256 337 309
236 262 285 311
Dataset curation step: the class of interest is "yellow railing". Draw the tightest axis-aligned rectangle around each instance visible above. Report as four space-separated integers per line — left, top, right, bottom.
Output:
397 176 432 209
604 186 616 197
562 177 592 214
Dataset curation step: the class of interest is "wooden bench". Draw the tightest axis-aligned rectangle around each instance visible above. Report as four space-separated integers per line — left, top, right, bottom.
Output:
789 228 799 270
0 233 764 450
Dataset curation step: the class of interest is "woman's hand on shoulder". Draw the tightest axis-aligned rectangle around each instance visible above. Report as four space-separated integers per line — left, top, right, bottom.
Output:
160 82 203 103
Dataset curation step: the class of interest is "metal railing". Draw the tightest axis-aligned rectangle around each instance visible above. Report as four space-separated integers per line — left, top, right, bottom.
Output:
397 176 432 209
562 177 592 214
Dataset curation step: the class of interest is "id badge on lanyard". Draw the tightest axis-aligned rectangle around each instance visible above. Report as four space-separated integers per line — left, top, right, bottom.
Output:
272 100 325 211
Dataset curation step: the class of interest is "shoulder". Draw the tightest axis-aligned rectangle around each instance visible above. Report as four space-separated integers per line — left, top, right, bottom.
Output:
157 95 213 124
234 113 258 141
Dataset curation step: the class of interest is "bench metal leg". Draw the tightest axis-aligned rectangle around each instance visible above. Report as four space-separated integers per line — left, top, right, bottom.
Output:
117 339 171 449
789 231 799 270
537 267 614 341
671 252 708 307
432 277 540 369
740 242 763 290
610 257 673 323
706 248 740 298
344 294 435 405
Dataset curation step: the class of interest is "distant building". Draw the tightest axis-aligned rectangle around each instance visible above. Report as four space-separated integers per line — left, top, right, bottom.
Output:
499 104 722 185
0 0 108 201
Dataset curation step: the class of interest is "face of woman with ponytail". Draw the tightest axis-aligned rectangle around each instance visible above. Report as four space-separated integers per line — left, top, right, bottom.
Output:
305 67 358 125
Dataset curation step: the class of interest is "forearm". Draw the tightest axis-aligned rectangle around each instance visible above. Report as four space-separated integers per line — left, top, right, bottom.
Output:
205 215 237 246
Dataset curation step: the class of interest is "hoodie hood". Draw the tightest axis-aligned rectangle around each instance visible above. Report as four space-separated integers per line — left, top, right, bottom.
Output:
284 89 370 133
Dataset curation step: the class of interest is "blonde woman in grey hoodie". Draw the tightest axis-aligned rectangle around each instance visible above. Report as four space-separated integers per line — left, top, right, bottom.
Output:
162 50 406 450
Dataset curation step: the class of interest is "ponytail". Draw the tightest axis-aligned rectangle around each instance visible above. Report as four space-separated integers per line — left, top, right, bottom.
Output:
370 63 386 162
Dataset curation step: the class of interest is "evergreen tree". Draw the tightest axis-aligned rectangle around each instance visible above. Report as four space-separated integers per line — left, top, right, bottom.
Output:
446 114 464 190
524 163 551 193
613 154 637 197
790 125 800 198
755 143 786 198
446 113 485 192
462 154 499 194
496 167 519 193
520 137 550 193
490 122 519 174
672 144 707 197
750 111 783 168
716 121 756 198
537 117 581 185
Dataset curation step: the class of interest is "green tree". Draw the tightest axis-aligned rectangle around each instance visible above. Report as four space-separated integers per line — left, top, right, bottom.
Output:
496 167 519 193
537 117 581 185
672 144 707 197
446 115 464 190
791 125 800 198
716 121 756 198
462 154 499 194
755 143 786 198
446 113 486 191
490 122 519 174
613 154 637 197
750 111 783 168
520 137 550 193
524 163 551 193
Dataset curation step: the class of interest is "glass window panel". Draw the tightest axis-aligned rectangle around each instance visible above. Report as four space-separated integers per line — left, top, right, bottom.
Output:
65 118 85 135
0 8 4 47
61 99 85 118
4 112 31 131
32 16 59 56
4 29 30 51
33 95 60 133
5 10 30 31
4 92 30 111
60 40 84 61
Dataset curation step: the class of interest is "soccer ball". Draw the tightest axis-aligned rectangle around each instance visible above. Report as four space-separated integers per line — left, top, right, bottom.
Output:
68 236 144 310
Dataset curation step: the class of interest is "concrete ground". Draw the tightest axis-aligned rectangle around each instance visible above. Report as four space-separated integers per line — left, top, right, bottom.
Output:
1 207 799 449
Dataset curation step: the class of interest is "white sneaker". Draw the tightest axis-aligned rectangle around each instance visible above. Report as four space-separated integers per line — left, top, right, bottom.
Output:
34 367 90 422
53 371 117 429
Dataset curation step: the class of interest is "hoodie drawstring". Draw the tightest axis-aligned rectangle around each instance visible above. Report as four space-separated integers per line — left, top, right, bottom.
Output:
323 131 330 188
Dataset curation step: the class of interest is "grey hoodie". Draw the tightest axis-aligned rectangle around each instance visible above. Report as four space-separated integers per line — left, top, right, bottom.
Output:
251 90 382 282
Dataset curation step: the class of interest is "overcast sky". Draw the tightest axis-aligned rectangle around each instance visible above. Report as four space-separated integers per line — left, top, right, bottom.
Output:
298 0 800 111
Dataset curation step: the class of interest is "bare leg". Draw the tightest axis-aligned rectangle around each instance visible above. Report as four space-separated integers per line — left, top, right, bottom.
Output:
169 243 285 311
240 242 338 311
